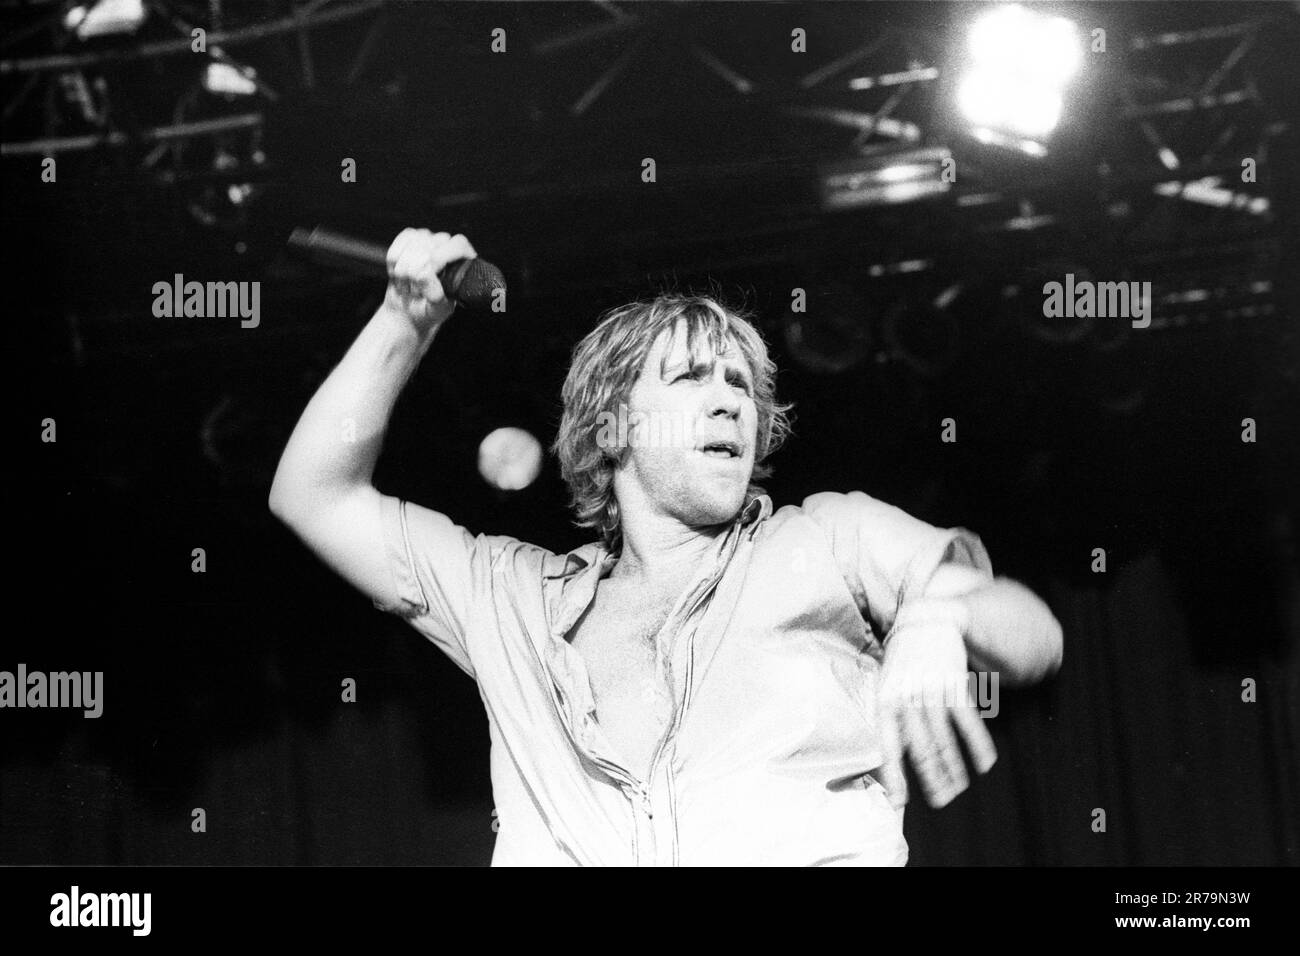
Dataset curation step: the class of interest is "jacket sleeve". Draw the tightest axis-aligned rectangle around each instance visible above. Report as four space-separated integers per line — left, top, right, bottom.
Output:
802 490 993 637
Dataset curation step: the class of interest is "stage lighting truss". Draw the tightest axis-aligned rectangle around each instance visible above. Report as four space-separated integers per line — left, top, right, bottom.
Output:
1078 16 1288 332
1 0 1291 331
161 78 268 231
4 2 1289 188
520 2 1289 317
1103 17 1287 242
527 2 946 152
0 0 381 168
817 147 954 211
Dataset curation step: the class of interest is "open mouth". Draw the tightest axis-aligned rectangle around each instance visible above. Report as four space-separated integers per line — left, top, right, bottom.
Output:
700 441 742 459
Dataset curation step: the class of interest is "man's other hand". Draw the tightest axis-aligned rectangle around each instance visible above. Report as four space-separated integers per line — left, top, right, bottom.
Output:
875 606 998 809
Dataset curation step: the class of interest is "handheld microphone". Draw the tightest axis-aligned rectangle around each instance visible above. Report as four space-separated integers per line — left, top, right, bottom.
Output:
287 225 506 310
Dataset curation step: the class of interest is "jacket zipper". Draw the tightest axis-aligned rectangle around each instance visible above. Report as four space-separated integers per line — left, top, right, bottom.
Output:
636 568 726 864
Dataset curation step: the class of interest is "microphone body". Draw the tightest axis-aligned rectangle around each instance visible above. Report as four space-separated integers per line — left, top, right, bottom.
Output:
288 226 505 310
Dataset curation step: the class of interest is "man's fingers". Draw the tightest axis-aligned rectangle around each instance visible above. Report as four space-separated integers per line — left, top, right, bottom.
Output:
396 243 445 304
923 704 969 807
387 229 479 306
386 227 413 272
951 702 998 775
386 227 428 274
381 227 472 330
902 704 949 808
433 233 477 271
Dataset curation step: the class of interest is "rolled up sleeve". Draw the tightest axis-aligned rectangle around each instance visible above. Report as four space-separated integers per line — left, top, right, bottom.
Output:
803 490 993 636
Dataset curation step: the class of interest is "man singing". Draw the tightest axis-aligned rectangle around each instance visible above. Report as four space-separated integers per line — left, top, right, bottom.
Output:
269 228 1063 866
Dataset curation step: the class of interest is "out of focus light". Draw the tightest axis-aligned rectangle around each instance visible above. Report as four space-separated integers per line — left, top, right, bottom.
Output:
957 73 1062 139
958 4 1080 140
818 147 953 210
967 4 1081 83
874 162 936 184
970 126 1049 158
65 0 146 39
478 427 543 491
204 62 259 97
1154 177 1270 215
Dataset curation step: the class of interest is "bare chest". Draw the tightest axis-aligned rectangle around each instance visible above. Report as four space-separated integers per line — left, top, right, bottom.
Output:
566 586 685 779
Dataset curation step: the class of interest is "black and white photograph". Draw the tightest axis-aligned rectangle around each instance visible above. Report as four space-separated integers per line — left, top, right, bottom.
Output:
1 0 1296 922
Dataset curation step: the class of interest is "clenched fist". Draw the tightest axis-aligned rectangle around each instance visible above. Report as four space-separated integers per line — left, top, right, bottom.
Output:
384 228 477 332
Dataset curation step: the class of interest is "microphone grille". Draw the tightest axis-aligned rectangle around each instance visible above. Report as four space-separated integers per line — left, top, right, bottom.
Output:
448 258 507 309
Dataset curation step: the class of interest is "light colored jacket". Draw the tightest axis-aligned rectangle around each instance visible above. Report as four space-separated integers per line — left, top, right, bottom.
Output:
376 490 992 865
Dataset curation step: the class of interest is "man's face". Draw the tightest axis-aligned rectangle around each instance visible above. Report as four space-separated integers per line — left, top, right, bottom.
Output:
615 321 759 529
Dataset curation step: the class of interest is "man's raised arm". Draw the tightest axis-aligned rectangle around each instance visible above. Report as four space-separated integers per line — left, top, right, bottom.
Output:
268 229 476 608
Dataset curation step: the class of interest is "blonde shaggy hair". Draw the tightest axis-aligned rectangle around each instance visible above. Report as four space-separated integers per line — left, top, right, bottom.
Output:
553 292 793 551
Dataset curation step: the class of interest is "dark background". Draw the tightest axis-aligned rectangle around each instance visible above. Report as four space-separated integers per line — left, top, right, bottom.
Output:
2 1 1297 865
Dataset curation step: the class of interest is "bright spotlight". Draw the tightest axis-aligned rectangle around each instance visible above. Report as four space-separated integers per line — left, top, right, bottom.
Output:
958 74 1062 138
958 4 1080 140
968 5 1031 63
968 5 1081 83
477 427 543 491
1030 16 1083 83
956 72 1004 129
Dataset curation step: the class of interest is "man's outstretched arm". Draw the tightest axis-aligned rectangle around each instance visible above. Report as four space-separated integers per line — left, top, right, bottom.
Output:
268 229 475 607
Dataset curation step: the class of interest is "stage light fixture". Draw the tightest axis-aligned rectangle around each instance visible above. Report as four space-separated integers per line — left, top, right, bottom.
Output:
957 73 1063 139
1154 177 1270 215
478 428 544 491
881 285 963 379
967 4 1081 84
818 147 953 211
781 281 875 375
65 0 147 39
203 62 259 98
1013 261 1096 345
957 4 1080 140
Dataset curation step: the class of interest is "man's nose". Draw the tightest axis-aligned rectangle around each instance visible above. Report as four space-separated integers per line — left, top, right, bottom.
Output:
707 374 741 419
